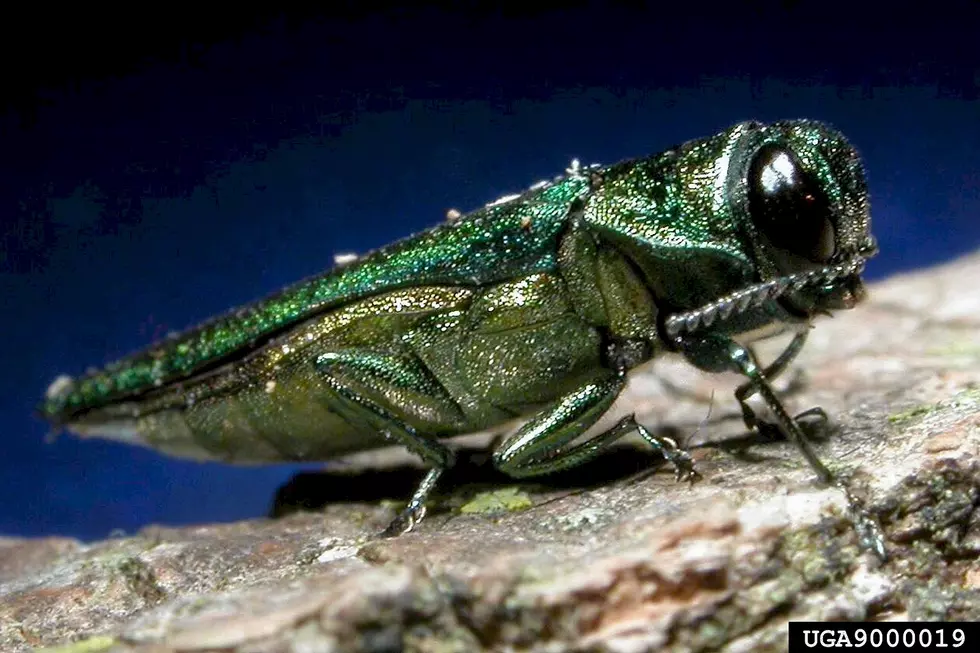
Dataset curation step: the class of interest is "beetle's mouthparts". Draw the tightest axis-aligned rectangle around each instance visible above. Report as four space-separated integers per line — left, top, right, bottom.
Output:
815 271 866 310
805 253 870 310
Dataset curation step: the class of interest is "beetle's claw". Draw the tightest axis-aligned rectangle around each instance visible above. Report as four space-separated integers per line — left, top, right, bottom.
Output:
680 466 703 485
854 512 888 561
379 504 426 538
666 450 701 485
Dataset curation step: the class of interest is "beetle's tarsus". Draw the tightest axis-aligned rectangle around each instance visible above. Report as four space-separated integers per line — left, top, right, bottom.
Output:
677 461 702 485
633 420 700 483
379 467 442 537
380 504 426 538
840 482 888 561
674 461 702 485
856 513 888 562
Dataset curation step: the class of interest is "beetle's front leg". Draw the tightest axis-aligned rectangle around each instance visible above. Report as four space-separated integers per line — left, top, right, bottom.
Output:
734 330 828 442
678 334 886 559
657 332 813 411
314 351 464 537
681 335 833 481
493 373 698 482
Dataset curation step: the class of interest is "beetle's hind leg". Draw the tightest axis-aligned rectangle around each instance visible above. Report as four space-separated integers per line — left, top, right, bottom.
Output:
493 373 699 483
314 350 466 537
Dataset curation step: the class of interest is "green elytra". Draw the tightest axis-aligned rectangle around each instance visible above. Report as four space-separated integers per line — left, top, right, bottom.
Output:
40 120 885 555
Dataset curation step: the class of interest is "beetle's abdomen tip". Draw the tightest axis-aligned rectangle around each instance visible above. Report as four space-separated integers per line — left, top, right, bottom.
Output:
69 419 143 444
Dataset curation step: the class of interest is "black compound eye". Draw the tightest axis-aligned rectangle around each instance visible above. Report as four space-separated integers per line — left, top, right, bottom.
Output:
747 144 837 263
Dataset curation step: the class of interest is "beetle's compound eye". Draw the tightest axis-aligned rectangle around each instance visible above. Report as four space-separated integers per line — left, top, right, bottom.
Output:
747 144 836 264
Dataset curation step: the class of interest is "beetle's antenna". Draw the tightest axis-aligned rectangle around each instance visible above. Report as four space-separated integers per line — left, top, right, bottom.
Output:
701 390 715 427
664 256 866 338
682 389 715 449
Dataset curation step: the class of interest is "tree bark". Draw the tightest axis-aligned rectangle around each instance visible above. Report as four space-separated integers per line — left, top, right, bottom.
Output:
3 251 980 653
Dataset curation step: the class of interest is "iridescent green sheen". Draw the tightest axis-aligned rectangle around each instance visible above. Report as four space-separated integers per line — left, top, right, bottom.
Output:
43 175 592 416
39 120 882 553
39 117 873 437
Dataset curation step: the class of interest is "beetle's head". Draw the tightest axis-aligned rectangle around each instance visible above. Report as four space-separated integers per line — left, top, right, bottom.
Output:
740 120 877 317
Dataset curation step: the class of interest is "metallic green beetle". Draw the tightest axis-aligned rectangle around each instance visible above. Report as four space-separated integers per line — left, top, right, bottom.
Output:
40 120 884 554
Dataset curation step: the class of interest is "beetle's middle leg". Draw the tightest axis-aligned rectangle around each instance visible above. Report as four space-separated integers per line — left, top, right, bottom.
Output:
313 350 466 537
493 372 699 482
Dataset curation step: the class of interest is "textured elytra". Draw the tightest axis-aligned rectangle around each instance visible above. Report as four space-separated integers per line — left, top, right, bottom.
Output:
41 120 868 431
37 118 879 560
42 175 593 417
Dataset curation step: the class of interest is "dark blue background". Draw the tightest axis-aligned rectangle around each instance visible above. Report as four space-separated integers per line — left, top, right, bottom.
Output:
3 3 978 540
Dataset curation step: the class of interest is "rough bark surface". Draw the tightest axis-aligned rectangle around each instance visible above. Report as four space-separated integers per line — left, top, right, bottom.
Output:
4 252 980 653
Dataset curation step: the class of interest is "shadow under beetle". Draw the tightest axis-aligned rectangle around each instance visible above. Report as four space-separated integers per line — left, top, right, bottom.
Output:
40 120 886 557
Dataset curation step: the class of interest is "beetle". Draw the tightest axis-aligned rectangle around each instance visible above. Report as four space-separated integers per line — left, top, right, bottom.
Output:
39 120 884 554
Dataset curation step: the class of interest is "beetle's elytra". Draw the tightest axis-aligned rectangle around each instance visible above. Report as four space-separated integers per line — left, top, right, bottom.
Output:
40 120 885 554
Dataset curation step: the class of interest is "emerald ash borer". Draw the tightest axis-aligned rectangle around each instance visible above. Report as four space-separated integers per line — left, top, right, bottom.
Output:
40 120 885 556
